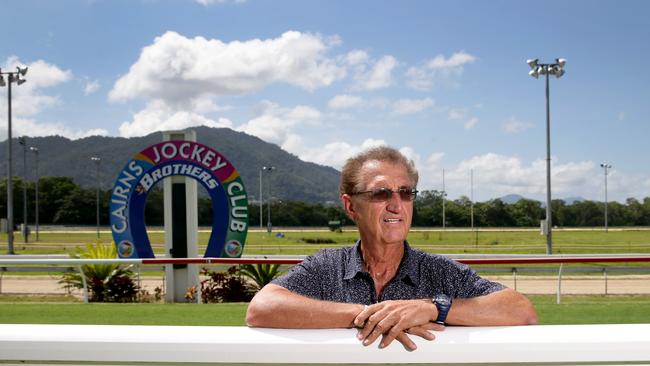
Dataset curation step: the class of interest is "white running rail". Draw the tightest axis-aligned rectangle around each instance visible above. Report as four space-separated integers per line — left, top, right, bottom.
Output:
1 324 650 364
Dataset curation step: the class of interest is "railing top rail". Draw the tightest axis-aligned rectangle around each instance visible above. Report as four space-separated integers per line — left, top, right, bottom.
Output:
2 324 650 364
1 255 650 266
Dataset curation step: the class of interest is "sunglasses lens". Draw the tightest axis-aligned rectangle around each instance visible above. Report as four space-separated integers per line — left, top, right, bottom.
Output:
370 188 391 201
398 189 416 201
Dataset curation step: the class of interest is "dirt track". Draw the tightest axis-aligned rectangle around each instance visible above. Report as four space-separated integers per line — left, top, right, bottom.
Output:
2 274 650 297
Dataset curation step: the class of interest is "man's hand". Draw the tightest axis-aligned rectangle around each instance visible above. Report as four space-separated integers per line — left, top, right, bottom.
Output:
353 299 445 350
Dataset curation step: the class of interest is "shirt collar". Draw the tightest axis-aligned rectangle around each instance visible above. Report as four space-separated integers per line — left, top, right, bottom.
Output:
343 240 420 287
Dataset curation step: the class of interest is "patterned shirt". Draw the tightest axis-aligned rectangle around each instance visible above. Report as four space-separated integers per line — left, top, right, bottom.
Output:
272 241 505 304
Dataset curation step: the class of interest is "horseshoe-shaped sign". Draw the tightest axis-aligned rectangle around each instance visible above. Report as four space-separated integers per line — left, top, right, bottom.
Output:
109 141 248 258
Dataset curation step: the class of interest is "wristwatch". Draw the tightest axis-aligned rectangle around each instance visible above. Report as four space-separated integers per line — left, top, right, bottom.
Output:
432 294 452 325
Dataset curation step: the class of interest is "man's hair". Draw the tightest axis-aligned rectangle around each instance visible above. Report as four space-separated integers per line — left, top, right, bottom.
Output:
339 145 419 196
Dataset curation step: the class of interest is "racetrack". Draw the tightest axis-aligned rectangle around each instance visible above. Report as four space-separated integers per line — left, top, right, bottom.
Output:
2 274 649 297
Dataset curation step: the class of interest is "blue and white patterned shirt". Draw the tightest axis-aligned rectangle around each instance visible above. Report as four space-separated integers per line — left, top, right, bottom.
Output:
272 241 505 304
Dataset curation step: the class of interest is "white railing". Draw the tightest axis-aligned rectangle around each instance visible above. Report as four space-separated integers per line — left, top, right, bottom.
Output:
1 324 650 364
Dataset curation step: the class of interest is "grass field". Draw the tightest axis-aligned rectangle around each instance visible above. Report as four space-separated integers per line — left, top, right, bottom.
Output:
1 295 649 325
3 227 650 256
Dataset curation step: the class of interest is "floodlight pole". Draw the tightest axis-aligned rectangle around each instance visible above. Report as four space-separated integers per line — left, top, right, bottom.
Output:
259 169 263 229
18 137 28 243
442 168 446 230
1 66 28 254
600 163 612 232
262 166 276 233
544 69 553 254
91 157 101 239
30 147 39 241
527 58 566 255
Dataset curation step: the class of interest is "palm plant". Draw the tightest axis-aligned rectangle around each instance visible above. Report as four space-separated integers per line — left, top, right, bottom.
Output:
239 263 282 291
59 242 138 302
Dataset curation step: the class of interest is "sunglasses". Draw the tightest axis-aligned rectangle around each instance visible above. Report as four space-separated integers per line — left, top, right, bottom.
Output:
352 187 418 202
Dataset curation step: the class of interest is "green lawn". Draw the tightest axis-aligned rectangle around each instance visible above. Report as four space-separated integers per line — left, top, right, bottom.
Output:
1 295 649 325
3 227 650 256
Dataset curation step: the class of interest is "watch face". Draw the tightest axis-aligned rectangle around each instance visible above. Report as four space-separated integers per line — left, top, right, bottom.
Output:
435 294 451 306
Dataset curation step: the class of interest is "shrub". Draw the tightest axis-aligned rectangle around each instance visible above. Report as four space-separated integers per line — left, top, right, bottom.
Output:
59 242 140 302
239 263 281 291
192 266 254 303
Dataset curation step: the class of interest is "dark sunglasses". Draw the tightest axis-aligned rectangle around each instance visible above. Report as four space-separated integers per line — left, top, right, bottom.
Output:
352 187 418 202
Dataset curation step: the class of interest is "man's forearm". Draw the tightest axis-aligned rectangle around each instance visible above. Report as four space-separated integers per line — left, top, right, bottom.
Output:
446 288 538 326
246 284 364 328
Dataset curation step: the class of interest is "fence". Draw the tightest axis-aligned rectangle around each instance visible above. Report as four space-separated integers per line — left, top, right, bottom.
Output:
1 255 650 303
1 323 650 364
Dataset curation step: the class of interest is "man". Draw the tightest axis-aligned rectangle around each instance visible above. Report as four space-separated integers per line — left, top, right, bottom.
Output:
247 146 537 351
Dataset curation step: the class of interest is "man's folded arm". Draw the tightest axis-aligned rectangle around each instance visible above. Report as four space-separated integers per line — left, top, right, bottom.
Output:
447 288 538 326
246 284 364 329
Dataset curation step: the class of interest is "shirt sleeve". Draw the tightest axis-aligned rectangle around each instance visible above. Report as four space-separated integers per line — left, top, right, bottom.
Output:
271 252 325 299
437 256 506 298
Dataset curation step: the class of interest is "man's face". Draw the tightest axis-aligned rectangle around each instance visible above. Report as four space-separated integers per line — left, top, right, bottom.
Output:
343 160 414 246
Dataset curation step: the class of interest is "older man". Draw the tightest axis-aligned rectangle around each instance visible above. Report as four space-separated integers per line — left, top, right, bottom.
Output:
246 146 537 350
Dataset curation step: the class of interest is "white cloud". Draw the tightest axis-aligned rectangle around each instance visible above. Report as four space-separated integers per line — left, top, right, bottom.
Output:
448 108 465 120
464 117 478 130
392 97 434 115
328 94 364 110
345 50 369 65
118 100 234 138
352 55 397 90
296 138 387 169
502 117 534 134
427 52 476 69
406 51 476 91
442 153 594 200
109 30 345 104
84 79 100 96
0 57 72 117
0 57 79 139
0 117 108 140
237 101 321 147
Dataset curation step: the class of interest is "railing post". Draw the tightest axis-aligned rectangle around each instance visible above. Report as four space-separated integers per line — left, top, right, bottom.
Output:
556 263 563 305
512 267 517 291
604 267 608 295
77 265 89 304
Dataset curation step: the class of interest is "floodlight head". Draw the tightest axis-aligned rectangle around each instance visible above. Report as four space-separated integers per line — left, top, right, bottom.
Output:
526 59 539 69
0 76 5 87
17 66 28 76
528 68 539 79
16 78 26 86
537 65 547 75
30 146 39 153
554 66 565 79
556 58 566 68
91 156 101 162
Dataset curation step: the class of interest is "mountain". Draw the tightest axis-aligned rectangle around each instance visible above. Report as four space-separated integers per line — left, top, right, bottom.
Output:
500 194 588 206
562 196 586 205
499 194 525 204
0 127 341 203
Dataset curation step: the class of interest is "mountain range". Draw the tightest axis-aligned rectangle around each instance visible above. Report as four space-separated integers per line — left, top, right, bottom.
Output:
0 127 341 203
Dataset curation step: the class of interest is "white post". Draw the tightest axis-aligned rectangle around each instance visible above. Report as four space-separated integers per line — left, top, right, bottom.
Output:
163 130 199 303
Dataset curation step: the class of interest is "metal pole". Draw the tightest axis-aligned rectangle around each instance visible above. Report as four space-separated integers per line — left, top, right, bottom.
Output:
21 138 27 243
96 160 100 239
259 169 263 229
442 168 446 230
605 165 609 232
267 168 272 234
6 76 14 254
545 70 553 255
470 169 474 229
33 148 39 241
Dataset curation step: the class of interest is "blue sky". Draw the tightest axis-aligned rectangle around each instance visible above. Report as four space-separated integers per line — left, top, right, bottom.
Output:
1 0 649 202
